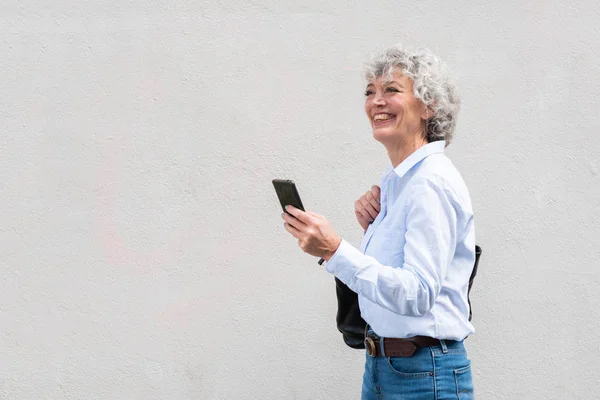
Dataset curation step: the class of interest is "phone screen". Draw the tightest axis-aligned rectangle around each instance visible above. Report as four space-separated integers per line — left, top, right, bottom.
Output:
272 179 305 213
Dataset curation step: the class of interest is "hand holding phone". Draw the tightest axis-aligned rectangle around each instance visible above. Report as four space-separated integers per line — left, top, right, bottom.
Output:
272 179 325 265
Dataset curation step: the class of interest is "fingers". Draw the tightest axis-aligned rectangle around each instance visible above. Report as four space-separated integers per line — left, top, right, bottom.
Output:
365 191 381 213
360 195 379 221
354 185 381 231
354 198 372 232
282 210 306 231
354 208 370 231
353 203 370 222
284 205 311 224
283 220 302 239
371 185 381 202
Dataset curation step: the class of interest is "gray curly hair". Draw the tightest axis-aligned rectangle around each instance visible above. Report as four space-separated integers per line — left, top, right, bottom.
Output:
364 44 460 145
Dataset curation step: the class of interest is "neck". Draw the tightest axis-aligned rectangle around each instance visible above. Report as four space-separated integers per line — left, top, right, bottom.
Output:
387 133 428 168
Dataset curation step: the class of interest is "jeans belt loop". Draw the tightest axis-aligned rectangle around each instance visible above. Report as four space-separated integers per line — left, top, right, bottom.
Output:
440 339 448 354
379 336 386 357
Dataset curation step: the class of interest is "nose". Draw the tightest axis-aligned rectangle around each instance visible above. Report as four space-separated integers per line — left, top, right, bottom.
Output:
372 91 386 106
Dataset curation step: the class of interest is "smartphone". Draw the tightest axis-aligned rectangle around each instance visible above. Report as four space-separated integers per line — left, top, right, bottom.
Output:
272 179 305 213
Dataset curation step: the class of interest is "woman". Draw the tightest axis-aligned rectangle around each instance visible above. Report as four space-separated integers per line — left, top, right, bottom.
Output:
282 44 476 399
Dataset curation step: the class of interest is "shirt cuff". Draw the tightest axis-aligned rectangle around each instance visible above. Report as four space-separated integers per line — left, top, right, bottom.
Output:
325 239 366 286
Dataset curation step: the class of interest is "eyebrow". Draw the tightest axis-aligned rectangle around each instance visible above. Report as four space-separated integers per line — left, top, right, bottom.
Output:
366 80 404 88
385 81 404 88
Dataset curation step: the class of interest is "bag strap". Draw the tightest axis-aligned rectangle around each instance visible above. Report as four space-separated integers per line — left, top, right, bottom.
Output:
467 245 482 321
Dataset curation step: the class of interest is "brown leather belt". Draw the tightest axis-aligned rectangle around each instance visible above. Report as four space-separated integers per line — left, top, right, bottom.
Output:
364 335 455 357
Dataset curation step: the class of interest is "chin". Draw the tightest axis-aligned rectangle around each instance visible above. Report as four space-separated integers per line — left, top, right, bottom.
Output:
372 129 397 144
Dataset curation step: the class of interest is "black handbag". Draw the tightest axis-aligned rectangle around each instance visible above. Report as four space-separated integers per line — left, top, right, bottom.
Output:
335 277 368 349
335 245 482 349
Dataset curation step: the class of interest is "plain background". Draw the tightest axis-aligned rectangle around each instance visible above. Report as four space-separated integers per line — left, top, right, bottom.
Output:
2 1 600 399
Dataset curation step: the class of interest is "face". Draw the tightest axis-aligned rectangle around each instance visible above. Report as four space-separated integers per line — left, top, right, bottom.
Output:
365 69 429 145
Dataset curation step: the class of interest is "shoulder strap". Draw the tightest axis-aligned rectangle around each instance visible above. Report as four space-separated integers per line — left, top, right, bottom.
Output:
467 245 482 321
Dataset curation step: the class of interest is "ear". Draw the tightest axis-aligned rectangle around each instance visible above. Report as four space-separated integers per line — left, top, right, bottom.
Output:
421 103 435 120
420 107 431 120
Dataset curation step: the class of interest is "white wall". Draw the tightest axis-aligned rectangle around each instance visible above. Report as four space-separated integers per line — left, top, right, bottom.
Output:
2 1 599 399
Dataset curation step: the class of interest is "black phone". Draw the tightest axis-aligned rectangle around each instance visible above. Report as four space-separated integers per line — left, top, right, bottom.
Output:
272 179 305 213
272 179 324 265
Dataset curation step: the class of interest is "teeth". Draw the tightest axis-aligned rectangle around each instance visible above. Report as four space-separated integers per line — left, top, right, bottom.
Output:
374 114 393 121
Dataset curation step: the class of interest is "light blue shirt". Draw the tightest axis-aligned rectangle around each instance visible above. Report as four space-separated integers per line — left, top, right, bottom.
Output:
326 141 476 340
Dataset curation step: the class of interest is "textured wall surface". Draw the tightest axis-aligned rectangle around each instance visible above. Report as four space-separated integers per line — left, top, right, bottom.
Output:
2 1 600 399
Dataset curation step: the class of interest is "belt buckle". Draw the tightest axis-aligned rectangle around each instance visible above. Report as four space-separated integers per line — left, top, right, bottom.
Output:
365 336 376 357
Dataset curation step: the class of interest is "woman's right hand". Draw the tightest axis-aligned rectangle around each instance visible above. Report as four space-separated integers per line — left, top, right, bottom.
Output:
354 185 381 232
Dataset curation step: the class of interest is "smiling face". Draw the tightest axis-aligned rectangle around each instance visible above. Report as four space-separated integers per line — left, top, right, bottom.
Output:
365 69 429 146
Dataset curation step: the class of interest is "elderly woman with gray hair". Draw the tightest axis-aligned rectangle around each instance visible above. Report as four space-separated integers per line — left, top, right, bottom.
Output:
282 44 476 399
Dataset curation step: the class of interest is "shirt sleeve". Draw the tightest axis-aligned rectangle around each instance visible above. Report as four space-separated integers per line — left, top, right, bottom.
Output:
326 177 458 317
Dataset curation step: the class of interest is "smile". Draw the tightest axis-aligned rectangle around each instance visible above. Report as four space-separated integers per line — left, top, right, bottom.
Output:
373 113 396 123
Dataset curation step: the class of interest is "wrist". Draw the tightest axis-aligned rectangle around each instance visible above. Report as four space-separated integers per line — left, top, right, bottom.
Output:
323 237 342 262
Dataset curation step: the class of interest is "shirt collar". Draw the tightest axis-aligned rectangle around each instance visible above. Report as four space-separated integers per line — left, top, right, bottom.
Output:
393 140 446 178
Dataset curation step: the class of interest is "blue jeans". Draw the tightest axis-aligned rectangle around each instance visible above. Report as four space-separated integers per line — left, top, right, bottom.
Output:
361 333 474 399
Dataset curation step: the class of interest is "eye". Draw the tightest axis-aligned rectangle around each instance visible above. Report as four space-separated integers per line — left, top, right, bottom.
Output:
364 89 374 96
385 87 400 93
